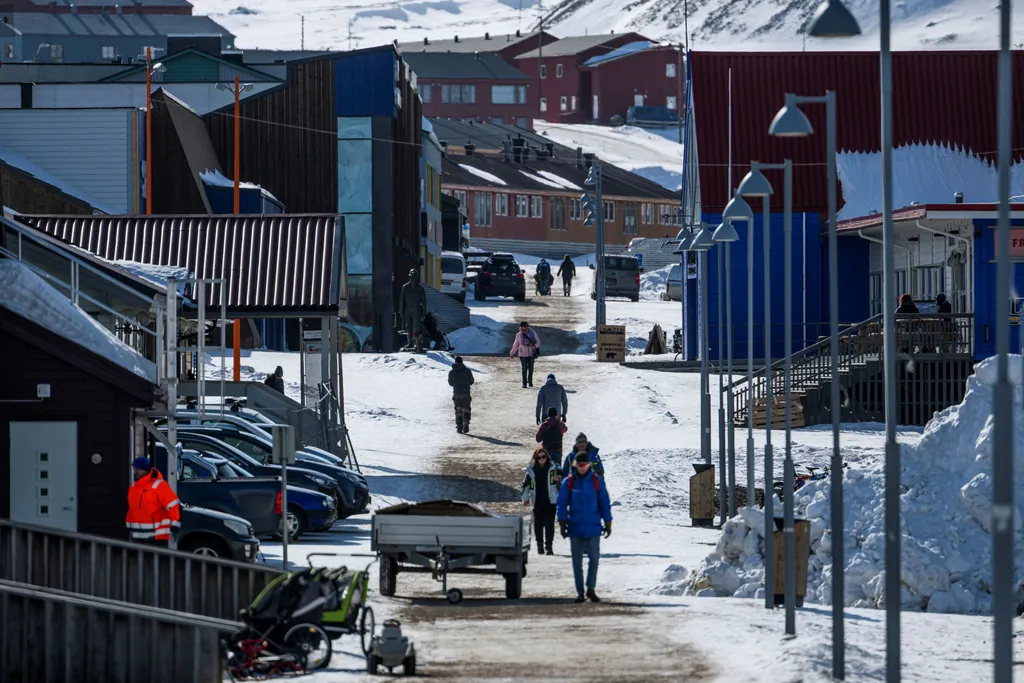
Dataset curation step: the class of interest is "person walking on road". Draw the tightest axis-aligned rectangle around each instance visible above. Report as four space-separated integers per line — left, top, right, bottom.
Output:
447 356 475 434
510 321 541 388
536 406 568 467
561 432 605 479
557 452 612 603
264 366 285 394
126 456 181 548
556 255 576 296
535 373 568 425
522 447 560 555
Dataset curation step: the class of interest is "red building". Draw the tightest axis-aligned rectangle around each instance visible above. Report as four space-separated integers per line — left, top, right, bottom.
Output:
402 51 534 128
513 32 647 122
2 0 193 14
397 30 558 68
581 41 683 123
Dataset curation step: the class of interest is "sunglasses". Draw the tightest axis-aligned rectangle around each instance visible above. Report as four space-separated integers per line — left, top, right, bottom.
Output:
575 461 590 467
537 455 548 460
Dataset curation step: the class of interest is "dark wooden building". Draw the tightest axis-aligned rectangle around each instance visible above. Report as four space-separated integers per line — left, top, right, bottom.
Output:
0 304 156 540
0 158 98 216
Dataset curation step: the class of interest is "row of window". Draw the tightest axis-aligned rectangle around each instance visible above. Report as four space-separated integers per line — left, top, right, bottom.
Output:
2 43 161 61
538 94 678 113
449 189 680 230
539 62 678 79
421 84 528 106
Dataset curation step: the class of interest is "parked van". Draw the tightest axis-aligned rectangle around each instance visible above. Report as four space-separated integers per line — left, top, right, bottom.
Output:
440 251 468 303
590 255 642 302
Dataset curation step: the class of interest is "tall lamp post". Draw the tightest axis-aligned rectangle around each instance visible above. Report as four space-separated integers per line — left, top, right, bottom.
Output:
583 164 606 327
144 49 165 215
713 219 740 518
215 77 254 383
691 223 715 467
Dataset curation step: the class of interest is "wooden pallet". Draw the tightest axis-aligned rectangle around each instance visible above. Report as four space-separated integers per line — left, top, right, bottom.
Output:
751 396 805 428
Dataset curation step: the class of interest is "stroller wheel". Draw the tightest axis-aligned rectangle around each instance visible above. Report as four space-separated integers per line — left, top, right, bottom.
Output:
283 623 333 670
359 606 376 655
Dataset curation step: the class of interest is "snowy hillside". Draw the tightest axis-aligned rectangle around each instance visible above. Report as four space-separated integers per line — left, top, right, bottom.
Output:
194 0 1023 52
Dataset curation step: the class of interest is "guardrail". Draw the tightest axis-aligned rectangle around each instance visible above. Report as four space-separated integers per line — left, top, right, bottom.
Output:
0 519 282 622
0 579 236 683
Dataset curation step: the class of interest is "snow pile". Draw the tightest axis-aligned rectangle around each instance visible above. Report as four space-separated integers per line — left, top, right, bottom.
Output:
0 260 157 381
112 260 191 295
200 169 280 200
640 264 672 301
448 313 508 354
670 355 1024 614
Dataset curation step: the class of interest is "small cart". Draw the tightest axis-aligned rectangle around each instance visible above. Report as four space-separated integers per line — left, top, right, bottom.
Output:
371 499 530 603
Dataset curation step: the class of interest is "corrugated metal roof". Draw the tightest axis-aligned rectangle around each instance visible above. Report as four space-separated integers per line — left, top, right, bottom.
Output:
397 31 551 55
401 52 528 80
9 12 231 37
582 41 658 68
691 51 1024 214
17 214 346 317
515 33 645 59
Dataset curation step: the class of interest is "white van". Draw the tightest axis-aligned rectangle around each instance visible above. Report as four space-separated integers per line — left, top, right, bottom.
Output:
440 251 468 303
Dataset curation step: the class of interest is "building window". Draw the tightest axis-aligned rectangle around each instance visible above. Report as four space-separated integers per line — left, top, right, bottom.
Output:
571 95 577 111
539 98 547 112
551 197 567 230
666 62 677 78
560 96 567 111
492 85 528 105
495 193 509 216
50 44 64 61
641 203 655 224
540 64 547 79
570 198 583 221
2 44 13 60
453 190 467 208
102 45 116 60
516 195 529 217
516 117 528 128
603 200 615 222
556 63 563 78
421 84 432 103
518 85 527 104
666 96 677 110
622 202 638 235
441 84 476 104
531 196 543 218
474 191 493 227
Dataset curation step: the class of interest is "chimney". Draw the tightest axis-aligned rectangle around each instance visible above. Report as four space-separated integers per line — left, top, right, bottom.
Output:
70 3 76 14
516 29 521 38
576 146 583 168
545 142 554 157
465 142 475 155
954 191 964 204
485 32 489 40
115 4 122 14
503 139 511 163
454 35 459 43
583 152 594 169
424 37 429 45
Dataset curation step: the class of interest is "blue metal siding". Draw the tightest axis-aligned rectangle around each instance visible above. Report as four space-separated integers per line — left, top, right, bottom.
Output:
698 211 824 361
973 217 1024 360
205 186 284 214
832 236 870 325
335 49 397 118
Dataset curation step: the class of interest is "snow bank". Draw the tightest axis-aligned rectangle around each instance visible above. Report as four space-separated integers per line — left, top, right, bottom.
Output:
448 313 508 354
0 260 157 381
640 264 672 301
112 260 191 296
671 355 1024 614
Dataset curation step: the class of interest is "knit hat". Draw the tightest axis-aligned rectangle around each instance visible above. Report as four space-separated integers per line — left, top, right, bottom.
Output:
454 356 464 364
547 373 555 381
575 432 587 442
131 456 151 471
575 452 591 463
547 407 558 418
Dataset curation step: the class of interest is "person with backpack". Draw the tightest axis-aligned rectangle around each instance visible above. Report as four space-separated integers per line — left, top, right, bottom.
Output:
557 452 612 602
522 447 560 555
561 432 604 479
447 356 474 434
556 255 576 296
536 258 553 295
535 373 568 425
509 320 541 388
536 406 568 467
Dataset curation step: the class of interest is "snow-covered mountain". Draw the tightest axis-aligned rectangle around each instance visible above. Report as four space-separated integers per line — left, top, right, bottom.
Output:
195 0 1020 53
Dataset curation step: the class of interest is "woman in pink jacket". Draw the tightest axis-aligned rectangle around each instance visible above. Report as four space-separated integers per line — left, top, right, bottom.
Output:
510 320 541 388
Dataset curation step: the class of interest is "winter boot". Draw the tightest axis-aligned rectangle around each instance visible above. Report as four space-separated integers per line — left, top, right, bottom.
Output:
545 546 554 555
462 419 470 434
456 420 463 434
586 589 601 603
574 594 586 603
537 542 544 554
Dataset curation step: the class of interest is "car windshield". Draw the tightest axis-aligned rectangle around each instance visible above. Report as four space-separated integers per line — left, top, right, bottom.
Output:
441 258 463 274
487 261 517 274
178 435 263 467
605 256 638 271
218 434 273 464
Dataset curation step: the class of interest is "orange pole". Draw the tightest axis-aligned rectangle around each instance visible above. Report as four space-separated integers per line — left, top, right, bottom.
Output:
145 47 152 215
233 76 242 382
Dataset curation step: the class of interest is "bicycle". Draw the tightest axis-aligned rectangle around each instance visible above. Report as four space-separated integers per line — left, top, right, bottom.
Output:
772 463 848 501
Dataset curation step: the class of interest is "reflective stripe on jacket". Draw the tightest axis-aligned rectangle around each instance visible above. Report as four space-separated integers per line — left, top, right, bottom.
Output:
126 469 181 541
521 463 560 507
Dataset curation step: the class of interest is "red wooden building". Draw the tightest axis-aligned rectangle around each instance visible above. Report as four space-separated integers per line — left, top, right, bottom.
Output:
581 41 683 123
397 30 557 67
513 32 647 122
2 0 193 14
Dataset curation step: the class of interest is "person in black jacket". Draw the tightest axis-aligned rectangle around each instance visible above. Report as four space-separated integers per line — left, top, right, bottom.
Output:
264 366 285 394
522 447 560 555
447 356 475 434
556 255 576 297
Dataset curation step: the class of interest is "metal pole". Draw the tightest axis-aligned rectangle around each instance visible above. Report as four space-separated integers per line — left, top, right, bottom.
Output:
726 242 736 518
746 193 757 509
993 2 1014 680
595 166 606 327
198 280 205 421
826 90 845 679
763 188 774 610
701 248 711 464
145 47 152 216
783 159 796 635
880 2 901 679
220 284 226 419
718 245 727 526
166 278 178 497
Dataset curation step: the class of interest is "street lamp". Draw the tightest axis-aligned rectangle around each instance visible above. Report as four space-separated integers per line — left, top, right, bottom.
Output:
144 49 165 216
690 224 714 467
714 219 739 520
584 165 606 327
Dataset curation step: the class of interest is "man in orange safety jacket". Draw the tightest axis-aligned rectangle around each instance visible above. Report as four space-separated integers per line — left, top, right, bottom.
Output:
126 456 181 547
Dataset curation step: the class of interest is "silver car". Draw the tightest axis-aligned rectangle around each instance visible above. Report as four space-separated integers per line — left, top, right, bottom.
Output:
590 255 642 302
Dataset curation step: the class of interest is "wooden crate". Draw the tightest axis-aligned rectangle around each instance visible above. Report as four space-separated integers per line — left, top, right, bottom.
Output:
772 519 811 606
689 465 715 527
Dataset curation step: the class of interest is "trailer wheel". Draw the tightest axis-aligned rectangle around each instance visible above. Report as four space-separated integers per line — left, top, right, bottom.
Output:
379 555 397 597
504 572 522 600
446 588 463 604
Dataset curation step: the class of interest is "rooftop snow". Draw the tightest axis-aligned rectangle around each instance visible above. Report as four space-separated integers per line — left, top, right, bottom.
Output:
112 260 191 297
582 40 658 67
519 169 564 189
837 143 1024 220
0 260 157 382
535 169 583 190
457 163 507 186
200 169 280 202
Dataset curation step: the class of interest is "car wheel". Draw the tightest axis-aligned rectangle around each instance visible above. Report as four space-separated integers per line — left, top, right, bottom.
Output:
286 505 307 541
379 554 398 596
179 535 229 559
456 292 466 304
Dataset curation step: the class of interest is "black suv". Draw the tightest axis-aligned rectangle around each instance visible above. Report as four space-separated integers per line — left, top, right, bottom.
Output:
474 253 526 301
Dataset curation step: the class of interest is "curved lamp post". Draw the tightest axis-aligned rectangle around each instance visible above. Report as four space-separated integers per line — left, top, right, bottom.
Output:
717 200 746 520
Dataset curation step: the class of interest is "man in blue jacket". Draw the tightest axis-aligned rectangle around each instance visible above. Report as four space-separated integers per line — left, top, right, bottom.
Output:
557 451 612 603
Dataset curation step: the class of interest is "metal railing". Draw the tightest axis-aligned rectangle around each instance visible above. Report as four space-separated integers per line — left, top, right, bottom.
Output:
0 519 282 622
0 579 235 683
727 313 975 425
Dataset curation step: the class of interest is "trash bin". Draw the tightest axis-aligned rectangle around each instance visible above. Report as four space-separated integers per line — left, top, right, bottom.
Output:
772 517 811 606
689 464 715 527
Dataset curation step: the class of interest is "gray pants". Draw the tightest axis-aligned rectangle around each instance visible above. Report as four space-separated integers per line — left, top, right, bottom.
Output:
570 535 600 594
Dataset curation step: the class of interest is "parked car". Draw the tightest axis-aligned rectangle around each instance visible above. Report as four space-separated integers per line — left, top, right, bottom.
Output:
665 263 683 302
154 445 282 537
178 505 260 562
440 251 468 304
185 452 338 539
591 255 643 302
474 253 526 302
168 428 369 518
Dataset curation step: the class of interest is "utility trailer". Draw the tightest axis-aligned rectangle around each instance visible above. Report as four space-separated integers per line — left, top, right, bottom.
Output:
371 500 530 603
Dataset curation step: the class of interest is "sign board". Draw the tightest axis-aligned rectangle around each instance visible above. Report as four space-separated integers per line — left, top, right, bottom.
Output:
596 324 627 363
303 330 323 341
992 229 1024 260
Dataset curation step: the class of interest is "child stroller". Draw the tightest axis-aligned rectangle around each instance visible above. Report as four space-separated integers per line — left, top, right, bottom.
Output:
422 311 453 351
224 555 376 679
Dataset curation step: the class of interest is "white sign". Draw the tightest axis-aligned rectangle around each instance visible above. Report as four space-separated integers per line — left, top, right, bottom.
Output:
303 330 323 341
